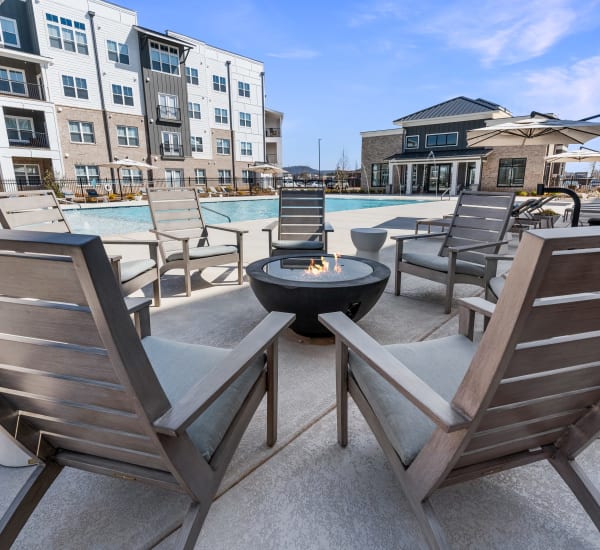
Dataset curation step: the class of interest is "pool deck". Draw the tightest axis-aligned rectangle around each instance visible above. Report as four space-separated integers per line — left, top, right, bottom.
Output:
1 195 598 549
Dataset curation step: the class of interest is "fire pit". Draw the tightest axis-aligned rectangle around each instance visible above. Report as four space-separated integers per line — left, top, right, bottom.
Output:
246 254 390 336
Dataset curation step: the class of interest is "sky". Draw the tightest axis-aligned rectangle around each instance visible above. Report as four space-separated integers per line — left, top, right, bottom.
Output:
123 0 600 172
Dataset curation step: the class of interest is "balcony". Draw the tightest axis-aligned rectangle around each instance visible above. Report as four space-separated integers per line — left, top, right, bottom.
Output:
0 78 45 101
266 153 278 164
7 132 50 149
160 142 184 159
157 105 181 123
266 127 281 137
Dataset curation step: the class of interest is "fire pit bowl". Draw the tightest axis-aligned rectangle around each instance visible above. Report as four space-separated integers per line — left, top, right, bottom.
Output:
246 254 390 336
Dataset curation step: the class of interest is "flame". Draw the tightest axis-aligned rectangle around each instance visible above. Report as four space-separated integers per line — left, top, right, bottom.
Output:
304 253 342 276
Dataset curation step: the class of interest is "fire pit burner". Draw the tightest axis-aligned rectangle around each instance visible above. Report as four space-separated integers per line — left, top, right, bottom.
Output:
247 254 390 337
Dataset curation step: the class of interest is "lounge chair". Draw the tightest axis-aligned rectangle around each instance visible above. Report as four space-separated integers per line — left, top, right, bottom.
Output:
0 189 161 306
207 186 223 197
147 187 246 296
263 188 333 256
0 229 295 548
319 225 600 549
393 190 514 313
85 188 108 202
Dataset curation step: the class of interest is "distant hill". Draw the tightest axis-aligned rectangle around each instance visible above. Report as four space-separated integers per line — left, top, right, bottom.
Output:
284 165 334 176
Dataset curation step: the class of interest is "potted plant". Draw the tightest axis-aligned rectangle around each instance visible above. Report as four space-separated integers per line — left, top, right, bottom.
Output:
538 208 561 227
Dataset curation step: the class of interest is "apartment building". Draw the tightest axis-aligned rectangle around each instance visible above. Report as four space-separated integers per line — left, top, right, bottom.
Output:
0 0 283 190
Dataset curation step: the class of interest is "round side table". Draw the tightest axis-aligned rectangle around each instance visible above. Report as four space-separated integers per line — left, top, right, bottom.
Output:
350 227 388 260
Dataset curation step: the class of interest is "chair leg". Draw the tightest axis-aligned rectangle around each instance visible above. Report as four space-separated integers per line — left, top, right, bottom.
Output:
444 279 454 314
152 275 161 307
0 462 62 548
549 454 600 530
266 341 278 447
336 340 349 447
184 266 192 297
175 501 212 550
409 498 451 550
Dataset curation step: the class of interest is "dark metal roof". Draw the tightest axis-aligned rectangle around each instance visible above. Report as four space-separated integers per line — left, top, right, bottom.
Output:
386 148 492 161
394 97 510 123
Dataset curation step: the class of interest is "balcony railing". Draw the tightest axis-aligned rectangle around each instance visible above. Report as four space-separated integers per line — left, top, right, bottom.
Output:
266 154 278 164
266 127 281 137
0 78 45 101
160 143 184 158
157 105 181 123
8 132 50 149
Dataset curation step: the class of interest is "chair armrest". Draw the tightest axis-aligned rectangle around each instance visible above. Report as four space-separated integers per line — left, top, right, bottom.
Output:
324 222 334 232
204 224 248 235
153 311 295 436
102 238 158 246
447 240 509 254
150 229 193 242
124 297 152 338
318 312 471 432
457 297 496 339
262 220 278 232
458 297 496 317
391 232 449 242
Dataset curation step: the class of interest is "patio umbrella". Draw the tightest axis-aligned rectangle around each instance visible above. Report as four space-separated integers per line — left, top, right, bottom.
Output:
467 113 600 147
249 162 284 174
98 158 153 170
545 146 600 163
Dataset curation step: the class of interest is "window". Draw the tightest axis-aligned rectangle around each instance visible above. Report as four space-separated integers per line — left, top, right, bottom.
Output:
117 125 139 146
240 141 252 156
218 169 231 184
242 169 254 184
107 40 129 64
191 136 203 153
158 93 179 119
425 132 458 147
5 116 33 144
121 168 142 183
14 164 41 186
405 135 419 149
0 67 26 95
69 121 95 143
215 108 228 124
239 112 251 128
497 158 526 188
165 169 183 187
75 165 99 185
216 138 230 155
112 84 133 106
371 163 389 187
0 17 19 47
186 67 199 85
188 102 201 119
62 75 88 99
161 131 182 156
194 168 206 185
150 41 179 75
238 81 250 98
46 14 87 54
212 75 226 92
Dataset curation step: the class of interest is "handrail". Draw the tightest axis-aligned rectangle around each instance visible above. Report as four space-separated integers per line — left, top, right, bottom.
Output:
440 189 451 200
201 204 231 222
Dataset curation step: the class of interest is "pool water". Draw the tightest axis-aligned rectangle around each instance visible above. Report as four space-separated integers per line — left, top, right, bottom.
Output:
65 197 425 236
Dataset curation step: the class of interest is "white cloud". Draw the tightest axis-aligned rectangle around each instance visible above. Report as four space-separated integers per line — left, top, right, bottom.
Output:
266 49 320 60
423 0 585 66
347 1 406 28
520 56 600 119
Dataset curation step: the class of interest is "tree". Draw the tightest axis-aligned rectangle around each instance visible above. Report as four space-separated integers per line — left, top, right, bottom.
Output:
335 149 349 182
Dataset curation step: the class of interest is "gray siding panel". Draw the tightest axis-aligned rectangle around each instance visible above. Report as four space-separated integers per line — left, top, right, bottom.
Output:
0 0 36 53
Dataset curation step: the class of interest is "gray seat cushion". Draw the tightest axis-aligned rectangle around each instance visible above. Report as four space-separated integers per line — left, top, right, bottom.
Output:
350 335 477 466
119 259 156 284
272 240 324 250
142 336 264 461
166 244 238 262
402 252 485 277
487 275 506 300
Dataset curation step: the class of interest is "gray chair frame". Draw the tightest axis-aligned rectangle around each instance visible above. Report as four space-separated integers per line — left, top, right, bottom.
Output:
263 188 333 256
0 229 294 548
393 190 514 313
0 189 161 306
320 226 600 549
147 187 246 296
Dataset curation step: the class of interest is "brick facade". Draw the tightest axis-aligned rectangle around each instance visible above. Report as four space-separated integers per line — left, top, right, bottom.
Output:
481 144 548 193
361 132 404 189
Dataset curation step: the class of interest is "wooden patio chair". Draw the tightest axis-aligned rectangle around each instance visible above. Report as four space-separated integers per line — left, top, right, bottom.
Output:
147 187 246 296
319 226 600 549
0 229 294 549
393 190 514 313
263 188 333 256
0 189 161 306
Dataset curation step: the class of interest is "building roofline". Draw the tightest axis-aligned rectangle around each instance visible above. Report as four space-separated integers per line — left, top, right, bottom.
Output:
134 26 195 48
360 128 405 137
167 31 264 64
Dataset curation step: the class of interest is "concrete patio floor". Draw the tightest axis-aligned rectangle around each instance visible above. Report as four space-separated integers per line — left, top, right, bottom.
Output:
1 195 598 549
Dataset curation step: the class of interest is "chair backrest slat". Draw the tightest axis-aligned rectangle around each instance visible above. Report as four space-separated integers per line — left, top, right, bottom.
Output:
0 190 71 233
439 191 514 267
278 189 325 242
0 231 173 471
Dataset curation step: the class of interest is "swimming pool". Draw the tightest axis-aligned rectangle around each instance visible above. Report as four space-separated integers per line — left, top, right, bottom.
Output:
64 197 426 236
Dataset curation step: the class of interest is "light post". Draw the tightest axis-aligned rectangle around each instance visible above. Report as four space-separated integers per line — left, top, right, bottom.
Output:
427 150 437 197
318 138 322 183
